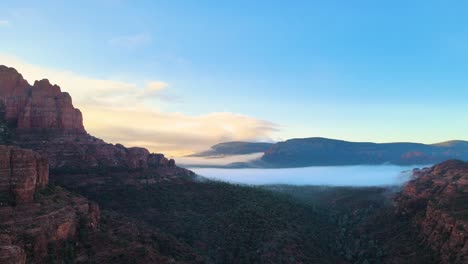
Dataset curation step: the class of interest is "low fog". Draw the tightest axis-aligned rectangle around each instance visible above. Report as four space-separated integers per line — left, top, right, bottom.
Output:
189 165 431 187
177 153 264 167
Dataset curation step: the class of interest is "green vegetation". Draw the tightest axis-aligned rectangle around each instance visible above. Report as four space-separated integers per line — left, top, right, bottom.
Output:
0 191 12 205
72 181 340 263
264 185 439 264
64 178 439 264
0 101 12 144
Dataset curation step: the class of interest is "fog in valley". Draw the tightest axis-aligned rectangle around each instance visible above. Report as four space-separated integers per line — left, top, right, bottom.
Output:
177 153 264 166
189 164 431 186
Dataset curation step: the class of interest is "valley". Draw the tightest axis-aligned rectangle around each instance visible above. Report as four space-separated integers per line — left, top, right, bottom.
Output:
0 66 466 264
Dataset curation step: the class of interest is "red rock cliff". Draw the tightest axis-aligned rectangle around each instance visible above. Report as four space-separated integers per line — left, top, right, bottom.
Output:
0 66 84 132
0 145 100 264
0 65 190 176
0 145 202 264
0 145 48 204
395 160 468 264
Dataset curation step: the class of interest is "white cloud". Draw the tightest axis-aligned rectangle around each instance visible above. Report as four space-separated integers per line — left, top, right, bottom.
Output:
108 33 152 48
0 54 278 156
0 20 9 27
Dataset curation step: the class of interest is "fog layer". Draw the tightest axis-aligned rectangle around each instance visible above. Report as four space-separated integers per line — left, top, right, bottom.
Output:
178 153 264 166
189 165 431 186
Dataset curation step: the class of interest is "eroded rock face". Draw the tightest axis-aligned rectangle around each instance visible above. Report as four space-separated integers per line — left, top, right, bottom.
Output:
0 66 84 132
395 160 468 263
148 153 175 168
0 235 25 264
0 145 102 263
0 65 191 178
0 147 200 263
0 145 48 205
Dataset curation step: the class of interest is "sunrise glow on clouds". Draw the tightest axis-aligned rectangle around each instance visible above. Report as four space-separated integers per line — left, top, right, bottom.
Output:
0 54 277 156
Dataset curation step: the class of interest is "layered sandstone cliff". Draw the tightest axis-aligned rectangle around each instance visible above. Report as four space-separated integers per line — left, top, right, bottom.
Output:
0 65 190 178
0 66 84 132
395 160 468 263
0 145 48 205
0 146 99 263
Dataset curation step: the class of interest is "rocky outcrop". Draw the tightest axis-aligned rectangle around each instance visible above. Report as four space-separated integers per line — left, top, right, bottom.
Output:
0 146 48 205
0 145 201 263
0 65 192 180
395 160 468 263
0 66 84 132
0 145 99 263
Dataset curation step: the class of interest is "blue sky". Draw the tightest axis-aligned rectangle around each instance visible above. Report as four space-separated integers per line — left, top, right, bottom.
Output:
0 0 467 154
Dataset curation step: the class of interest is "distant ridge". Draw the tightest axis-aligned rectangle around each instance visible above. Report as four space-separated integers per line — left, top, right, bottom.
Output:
188 141 274 157
199 138 468 168
261 137 468 167
431 140 468 148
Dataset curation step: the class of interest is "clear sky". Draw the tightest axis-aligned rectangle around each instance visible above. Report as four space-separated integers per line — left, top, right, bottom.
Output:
0 0 467 156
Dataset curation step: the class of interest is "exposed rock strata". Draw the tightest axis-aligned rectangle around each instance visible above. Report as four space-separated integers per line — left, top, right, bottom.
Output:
395 160 468 264
0 65 191 179
0 145 203 263
0 145 48 205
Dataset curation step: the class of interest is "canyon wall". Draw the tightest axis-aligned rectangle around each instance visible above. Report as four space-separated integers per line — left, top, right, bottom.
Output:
395 160 468 263
0 146 99 264
0 145 48 205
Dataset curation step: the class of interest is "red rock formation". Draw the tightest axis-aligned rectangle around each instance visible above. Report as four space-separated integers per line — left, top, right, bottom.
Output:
0 145 48 204
0 145 203 264
148 153 175 168
17 80 84 131
0 65 191 179
0 145 98 263
395 160 468 264
0 66 84 132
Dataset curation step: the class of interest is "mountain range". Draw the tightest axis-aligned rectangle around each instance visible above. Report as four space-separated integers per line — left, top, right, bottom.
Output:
188 141 274 157
192 138 468 167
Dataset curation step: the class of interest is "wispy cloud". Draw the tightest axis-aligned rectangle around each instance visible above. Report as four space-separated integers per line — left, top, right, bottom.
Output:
0 54 278 156
0 20 9 27
145 81 168 91
108 33 152 48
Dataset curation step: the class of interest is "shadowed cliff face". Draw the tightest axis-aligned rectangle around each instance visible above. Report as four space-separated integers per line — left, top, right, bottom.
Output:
0 146 205 264
0 145 48 205
0 65 192 179
395 160 468 263
0 146 98 263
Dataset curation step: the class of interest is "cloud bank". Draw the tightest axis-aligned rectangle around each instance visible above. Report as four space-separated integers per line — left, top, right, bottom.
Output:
0 54 278 156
